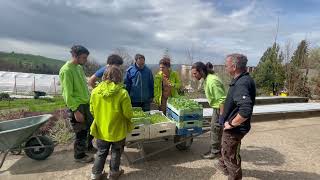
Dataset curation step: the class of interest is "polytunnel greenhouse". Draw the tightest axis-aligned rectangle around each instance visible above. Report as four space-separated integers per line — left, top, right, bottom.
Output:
0 71 61 95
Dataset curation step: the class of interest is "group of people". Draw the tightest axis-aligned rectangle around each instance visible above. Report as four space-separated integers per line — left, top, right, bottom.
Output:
59 45 182 180
59 45 256 180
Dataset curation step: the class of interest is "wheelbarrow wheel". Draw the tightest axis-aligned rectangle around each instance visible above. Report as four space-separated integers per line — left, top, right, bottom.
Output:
24 136 54 160
174 135 193 151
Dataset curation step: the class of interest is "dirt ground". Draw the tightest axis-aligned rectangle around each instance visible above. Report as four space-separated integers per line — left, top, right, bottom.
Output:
1 117 320 180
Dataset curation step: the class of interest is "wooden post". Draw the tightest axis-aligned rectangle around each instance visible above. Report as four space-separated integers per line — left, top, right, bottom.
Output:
33 76 36 92
53 77 57 96
14 75 17 95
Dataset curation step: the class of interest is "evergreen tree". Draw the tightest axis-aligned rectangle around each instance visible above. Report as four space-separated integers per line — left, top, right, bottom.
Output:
287 40 310 97
252 43 285 95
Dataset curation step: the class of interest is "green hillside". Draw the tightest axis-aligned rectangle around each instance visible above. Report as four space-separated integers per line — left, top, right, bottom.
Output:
0 51 65 74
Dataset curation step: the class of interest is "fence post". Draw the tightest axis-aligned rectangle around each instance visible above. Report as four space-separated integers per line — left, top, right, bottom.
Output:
33 76 36 92
14 75 17 95
54 77 57 96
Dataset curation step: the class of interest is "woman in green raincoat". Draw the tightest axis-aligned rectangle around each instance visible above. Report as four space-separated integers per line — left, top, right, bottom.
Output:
154 58 181 114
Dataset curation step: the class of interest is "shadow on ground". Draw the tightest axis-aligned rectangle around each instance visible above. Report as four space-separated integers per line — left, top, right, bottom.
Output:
121 139 217 179
242 146 285 166
244 169 320 180
2 139 217 180
0 151 87 175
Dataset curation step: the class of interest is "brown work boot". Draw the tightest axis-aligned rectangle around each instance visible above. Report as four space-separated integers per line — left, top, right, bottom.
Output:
214 161 229 176
108 169 124 180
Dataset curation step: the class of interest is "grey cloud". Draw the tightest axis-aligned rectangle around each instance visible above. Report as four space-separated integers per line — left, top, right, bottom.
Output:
1 0 318 65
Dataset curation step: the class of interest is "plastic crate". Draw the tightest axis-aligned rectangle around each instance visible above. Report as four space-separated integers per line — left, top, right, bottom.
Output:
175 119 203 129
149 122 176 139
166 107 202 121
126 124 150 142
176 126 203 136
166 103 203 117
149 111 176 139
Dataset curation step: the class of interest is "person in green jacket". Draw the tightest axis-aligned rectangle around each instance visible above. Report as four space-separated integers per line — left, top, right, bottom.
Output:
191 61 226 159
154 57 181 114
90 65 133 180
59 45 94 163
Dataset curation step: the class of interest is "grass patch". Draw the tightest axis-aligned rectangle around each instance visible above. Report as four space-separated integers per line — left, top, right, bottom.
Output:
0 97 66 112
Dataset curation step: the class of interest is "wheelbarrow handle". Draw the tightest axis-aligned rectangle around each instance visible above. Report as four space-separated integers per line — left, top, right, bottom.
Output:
0 150 10 169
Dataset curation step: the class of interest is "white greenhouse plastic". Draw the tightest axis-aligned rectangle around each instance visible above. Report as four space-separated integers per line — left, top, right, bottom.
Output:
0 71 61 95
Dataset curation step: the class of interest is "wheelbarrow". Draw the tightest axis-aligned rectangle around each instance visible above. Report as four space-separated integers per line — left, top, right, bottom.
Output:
0 114 55 168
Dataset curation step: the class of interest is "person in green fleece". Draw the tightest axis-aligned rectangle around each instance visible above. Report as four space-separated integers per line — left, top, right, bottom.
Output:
59 45 94 163
191 61 226 159
90 65 133 180
154 57 181 114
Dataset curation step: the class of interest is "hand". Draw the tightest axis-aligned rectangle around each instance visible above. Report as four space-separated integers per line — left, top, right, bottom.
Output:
224 121 233 130
163 77 172 87
74 110 84 123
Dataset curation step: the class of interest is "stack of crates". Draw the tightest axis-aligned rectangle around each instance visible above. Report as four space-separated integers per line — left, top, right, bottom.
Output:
166 102 203 136
127 109 176 142
148 110 176 139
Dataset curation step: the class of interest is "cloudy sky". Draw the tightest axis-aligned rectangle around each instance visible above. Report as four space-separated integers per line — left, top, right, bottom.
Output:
0 0 320 66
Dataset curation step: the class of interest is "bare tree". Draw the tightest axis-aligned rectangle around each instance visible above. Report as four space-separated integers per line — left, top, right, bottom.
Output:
113 47 134 70
185 43 195 65
83 58 101 76
283 40 293 91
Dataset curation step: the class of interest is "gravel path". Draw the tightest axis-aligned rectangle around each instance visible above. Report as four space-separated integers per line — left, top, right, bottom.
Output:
1 117 320 180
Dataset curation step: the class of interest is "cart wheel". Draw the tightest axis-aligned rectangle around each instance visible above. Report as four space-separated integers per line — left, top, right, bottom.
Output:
174 135 193 151
24 136 54 160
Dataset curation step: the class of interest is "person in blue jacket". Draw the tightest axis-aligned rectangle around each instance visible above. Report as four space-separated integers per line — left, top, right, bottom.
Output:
88 54 123 88
124 54 154 111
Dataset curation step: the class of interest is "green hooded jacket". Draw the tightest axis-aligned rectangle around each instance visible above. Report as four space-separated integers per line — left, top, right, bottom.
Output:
154 70 181 105
90 81 133 142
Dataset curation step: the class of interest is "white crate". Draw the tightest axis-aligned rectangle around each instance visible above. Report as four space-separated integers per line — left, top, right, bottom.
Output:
148 110 176 139
126 124 150 142
149 121 176 139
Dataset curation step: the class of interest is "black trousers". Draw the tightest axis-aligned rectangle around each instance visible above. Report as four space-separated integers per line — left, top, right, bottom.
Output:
67 104 94 159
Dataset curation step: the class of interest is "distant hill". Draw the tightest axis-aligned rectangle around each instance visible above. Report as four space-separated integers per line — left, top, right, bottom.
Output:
0 51 186 75
0 51 65 74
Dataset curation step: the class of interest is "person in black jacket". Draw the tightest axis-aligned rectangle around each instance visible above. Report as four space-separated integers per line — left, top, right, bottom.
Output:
214 53 256 180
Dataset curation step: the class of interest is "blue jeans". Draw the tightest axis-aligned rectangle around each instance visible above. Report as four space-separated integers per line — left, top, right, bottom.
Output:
92 138 126 175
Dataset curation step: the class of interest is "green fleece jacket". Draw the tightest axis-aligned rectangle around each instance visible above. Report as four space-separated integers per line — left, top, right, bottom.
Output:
204 74 226 108
90 81 133 142
59 61 90 111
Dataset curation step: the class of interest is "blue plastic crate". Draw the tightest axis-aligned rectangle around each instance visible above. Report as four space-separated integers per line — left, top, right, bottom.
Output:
175 119 203 129
167 107 203 121
176 126 202 136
